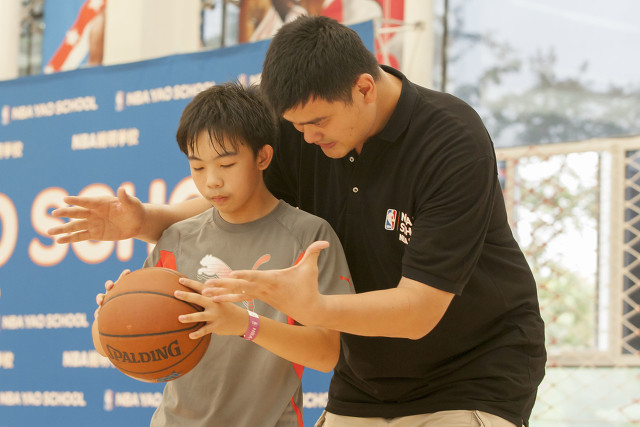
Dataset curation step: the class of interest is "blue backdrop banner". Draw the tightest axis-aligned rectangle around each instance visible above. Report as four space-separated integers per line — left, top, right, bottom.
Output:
0 20 374 427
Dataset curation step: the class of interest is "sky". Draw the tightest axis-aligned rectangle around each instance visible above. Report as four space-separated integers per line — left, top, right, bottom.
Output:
449 0 640 91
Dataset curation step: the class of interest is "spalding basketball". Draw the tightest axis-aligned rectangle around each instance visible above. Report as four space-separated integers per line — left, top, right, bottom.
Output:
98 267 211 383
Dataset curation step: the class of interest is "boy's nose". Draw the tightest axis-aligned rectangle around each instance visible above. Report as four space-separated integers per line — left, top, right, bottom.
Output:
207 173 223 188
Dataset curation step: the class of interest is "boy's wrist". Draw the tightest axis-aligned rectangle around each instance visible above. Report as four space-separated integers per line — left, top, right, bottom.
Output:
242 310 260 341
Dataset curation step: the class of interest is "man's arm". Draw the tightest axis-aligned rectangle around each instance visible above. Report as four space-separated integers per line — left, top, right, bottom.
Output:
312 277 454 340
47 187 210 244
204 241 455 340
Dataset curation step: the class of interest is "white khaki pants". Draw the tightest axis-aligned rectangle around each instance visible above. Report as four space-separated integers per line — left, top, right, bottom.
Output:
315 409 521 427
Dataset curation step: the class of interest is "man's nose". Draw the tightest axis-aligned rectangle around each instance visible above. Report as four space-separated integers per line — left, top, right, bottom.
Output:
303 125 321 144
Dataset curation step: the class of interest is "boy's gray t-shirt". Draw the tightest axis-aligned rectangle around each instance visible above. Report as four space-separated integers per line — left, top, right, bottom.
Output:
144 200 353 427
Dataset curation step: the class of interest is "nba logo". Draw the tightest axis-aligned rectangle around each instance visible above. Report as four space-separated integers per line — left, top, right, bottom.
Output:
1 105 10 125
103 389 114 411
385 209 397 230
114 91 124 112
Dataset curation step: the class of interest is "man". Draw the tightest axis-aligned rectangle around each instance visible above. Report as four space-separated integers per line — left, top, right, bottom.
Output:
49 16 545 427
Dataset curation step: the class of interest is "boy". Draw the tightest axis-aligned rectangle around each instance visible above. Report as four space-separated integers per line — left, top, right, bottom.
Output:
91 82 352 427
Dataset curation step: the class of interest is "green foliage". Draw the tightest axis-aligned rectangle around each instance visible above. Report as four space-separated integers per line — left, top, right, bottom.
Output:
517 154 598 350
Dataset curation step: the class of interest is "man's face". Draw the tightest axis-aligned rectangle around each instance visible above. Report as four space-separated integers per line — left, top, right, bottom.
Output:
282 90 376 158
188 131 268 223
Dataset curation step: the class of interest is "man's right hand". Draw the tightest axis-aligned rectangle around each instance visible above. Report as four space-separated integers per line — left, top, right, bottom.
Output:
47 187 145 244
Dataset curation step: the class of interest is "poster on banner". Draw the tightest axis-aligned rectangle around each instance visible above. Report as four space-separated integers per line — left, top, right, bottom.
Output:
0 21 374 427
42 0 106 73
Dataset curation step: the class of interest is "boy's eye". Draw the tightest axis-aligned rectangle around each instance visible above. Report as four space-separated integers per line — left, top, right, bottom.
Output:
191 166 204 171
220 163 236 168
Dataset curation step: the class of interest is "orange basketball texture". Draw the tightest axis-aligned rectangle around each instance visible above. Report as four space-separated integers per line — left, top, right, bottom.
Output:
98 267 211 382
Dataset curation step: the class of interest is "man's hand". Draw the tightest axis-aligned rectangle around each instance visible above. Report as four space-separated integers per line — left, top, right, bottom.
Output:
174 278 249 339
47 187 145 244
203 241 330 327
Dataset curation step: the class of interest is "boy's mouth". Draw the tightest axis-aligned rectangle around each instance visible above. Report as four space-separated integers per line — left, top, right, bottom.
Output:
211 196 228 203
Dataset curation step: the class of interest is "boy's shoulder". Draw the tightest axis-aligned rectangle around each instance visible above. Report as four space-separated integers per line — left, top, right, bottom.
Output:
273 200 331 229
271 201 338 248
161 208 213 238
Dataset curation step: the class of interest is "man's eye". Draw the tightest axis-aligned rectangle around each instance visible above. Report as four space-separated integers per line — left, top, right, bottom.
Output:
191 166 204 171
220 163 236 168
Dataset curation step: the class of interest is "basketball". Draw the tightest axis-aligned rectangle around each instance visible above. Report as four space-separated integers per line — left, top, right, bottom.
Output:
98 267 211 383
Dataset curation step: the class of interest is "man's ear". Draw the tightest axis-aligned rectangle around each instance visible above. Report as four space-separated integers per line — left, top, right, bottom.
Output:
354 73 376 104
257 144 274 171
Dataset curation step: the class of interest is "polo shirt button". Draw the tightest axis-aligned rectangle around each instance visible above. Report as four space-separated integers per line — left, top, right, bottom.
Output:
352 187 359 193
349 156 355 163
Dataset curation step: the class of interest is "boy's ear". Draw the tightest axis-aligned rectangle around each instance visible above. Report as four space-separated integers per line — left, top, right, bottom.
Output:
257 145 273 171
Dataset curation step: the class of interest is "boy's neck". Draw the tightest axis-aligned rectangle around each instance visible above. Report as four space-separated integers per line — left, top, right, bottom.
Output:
218 186 280 225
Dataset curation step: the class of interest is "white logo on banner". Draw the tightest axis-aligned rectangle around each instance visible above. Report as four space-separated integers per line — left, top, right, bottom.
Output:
5 97 98 123
114 80 217 111
0 351 15 369
71 128 139 151
0 391 87 407
1 105 9 125
62 350 113 368
0 313 90 330
303 392 328 408
103 390 163 410
0 141 23 159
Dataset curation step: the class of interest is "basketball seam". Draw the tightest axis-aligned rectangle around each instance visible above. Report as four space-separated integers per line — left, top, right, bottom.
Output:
102 290 203 312
99 322 201 338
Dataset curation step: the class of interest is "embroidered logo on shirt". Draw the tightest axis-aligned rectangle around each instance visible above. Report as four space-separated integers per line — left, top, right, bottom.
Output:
384 209 413 245
385 209 397 230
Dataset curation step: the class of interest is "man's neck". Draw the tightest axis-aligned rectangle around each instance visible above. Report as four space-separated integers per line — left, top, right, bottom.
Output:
371 68 403 136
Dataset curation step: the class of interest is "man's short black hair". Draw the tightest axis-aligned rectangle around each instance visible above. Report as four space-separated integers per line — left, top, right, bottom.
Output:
176 82 277 157
261 15 380 116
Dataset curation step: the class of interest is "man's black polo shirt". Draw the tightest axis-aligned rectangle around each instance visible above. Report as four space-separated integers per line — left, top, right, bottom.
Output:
265 65 546 427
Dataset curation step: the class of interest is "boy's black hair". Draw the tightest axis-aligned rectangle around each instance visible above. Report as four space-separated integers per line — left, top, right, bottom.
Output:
260 15 380 116
176 82 277 157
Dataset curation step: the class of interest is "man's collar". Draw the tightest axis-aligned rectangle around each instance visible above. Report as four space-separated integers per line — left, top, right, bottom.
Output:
374 65 417 143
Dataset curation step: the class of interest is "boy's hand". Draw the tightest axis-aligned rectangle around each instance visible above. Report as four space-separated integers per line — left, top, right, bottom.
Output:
94 269 131 319
202 241 329 327
175 278 248 339
47 187 144 244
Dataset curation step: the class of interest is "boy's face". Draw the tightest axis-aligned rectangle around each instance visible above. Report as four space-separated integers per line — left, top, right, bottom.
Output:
188 131 270 223
282 81 377 159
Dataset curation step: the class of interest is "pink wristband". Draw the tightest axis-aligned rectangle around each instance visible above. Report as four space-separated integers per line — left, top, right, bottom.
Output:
243 311 259 341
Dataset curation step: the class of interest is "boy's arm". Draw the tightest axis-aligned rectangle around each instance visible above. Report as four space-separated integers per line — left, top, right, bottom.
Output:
250 319 340 373
48 187 210 244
